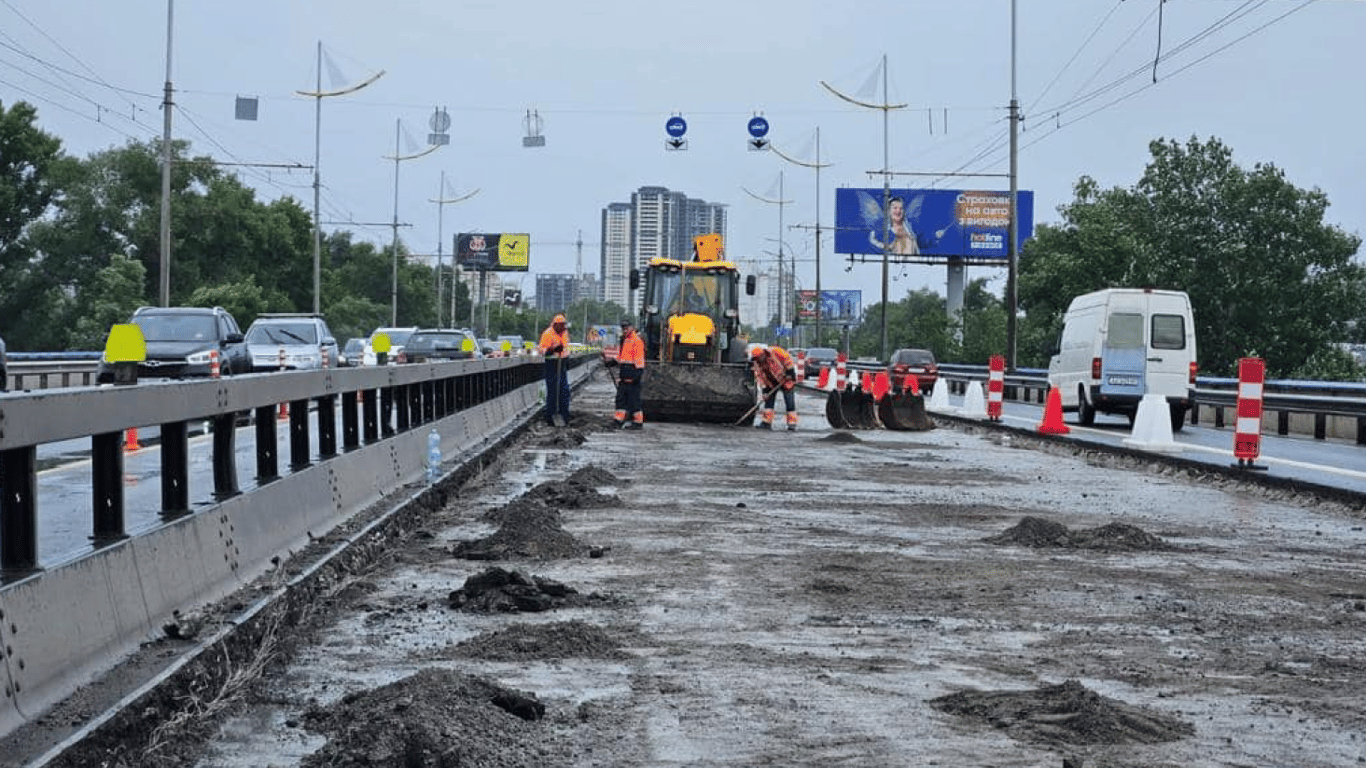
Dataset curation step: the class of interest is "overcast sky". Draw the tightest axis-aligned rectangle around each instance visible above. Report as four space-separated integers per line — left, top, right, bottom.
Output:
3 0 1362 318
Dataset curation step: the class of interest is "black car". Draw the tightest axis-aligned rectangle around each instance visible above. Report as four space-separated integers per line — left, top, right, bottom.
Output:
402 329 481 363
96 306 251 383
803 347 839 379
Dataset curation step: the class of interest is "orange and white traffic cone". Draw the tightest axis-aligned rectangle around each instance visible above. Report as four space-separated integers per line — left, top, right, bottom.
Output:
1037 387 1071 435
124 428 141 452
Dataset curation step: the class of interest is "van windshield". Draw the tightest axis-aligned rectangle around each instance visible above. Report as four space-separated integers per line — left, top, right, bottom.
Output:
1107 312 1143 349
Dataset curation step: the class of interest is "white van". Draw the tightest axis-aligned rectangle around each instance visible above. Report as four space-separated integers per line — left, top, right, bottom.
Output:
1047 288 1197 431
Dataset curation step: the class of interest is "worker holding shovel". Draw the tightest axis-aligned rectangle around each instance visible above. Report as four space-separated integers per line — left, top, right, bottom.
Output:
607 317 646 430
538 313 572 426
749 345 800 431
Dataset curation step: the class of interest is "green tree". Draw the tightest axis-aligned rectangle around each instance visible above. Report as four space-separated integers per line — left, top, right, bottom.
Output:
0 101 66 349
1019 136 1364 377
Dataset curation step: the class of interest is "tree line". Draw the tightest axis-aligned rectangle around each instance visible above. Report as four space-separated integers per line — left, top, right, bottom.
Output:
4 101 1363 378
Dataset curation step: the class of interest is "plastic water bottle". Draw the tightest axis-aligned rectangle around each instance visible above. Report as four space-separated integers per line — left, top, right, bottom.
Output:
425 428 441 484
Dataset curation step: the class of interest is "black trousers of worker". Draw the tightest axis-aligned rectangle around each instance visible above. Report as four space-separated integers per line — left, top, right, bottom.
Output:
763 385 796 412
616 364 643 420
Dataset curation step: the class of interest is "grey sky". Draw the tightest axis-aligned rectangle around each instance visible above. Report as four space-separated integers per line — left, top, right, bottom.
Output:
3 0 1361 319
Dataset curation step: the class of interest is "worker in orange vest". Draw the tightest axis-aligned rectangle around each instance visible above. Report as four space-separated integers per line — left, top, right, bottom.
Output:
750 345 799 431
538 313 571 426
607 317 646 429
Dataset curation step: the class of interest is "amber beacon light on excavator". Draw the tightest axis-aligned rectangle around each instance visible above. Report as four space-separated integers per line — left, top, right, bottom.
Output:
629 234 759 423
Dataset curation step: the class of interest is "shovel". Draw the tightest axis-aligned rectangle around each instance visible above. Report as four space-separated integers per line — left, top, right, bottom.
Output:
551 353 567 427
733 382 784 427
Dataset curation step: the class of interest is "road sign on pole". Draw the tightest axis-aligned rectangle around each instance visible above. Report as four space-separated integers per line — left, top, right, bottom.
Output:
666 115 688 151
747 115 769 151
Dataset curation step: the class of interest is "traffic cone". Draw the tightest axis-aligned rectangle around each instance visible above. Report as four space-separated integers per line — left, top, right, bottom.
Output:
1122 393 1182 452
124 428 141 452
927 378 956 414
1037 387 1071 434
817 365 831 391
906 374 920 396
872 370 890 401
278 402 289 420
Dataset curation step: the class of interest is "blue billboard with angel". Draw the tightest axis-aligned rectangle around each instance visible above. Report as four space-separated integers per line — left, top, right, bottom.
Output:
834 188 1033 261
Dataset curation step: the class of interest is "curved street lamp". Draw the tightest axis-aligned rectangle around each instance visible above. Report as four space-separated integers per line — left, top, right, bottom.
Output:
821 55 906 360
384 119 440 325
770 131 832 345
741 174 793 330
296 42 384 314
430 173 479 327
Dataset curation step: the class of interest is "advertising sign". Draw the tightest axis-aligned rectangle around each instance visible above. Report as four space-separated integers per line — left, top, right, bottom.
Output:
455 233 530 271
833 189 1034 262
796 290 861 323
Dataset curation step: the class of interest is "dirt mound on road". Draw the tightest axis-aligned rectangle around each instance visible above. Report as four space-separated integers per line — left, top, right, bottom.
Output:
929 679 1195 748
985 516 1174 551
447 566 611 613
300 668 547 768
446 619 636 661
453 503 588 560
522 465 623 509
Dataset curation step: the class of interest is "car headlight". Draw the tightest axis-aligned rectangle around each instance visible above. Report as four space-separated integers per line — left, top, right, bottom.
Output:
185 349 214 365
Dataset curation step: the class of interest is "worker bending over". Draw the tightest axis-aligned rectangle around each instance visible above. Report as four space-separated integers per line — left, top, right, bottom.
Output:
749 345 799 431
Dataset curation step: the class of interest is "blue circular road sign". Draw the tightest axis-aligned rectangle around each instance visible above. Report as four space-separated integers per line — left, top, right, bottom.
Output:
747 116 770 138
666 116 687 138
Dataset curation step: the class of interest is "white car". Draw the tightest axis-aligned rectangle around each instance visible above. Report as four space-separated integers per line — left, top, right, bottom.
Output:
362 326 418 366
245 314 338 371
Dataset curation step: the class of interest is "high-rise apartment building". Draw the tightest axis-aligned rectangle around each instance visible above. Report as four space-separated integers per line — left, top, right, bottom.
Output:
598 187 726 312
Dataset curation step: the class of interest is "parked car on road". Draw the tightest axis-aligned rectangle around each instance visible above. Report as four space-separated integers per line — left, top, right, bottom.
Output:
244 313 338 371
803 347 839 379
888 347 939 393
402 329 481 363
362 326 418 365
95 306 250 383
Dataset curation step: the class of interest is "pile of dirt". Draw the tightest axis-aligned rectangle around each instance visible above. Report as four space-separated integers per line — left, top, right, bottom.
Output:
300 668 549 768
819 432 863 443
530 428 587 448
929 679 1195 747
452 502 588 560
522 465 623 509
985 516 1174 551
447 566 608 613
445 619 635 661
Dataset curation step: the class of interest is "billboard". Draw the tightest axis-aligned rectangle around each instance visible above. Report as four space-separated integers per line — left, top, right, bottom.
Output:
833 189 1033 262
796 290 861 323
455 233 530 271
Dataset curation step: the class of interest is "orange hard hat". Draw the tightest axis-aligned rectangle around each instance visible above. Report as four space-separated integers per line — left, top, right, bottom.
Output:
750 346 765 359
552 314 566 324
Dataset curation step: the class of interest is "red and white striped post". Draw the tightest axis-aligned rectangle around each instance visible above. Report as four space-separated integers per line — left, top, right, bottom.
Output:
986 354 1005 421
209 349 220 379
796 351 807 381
1233 357 1267 469
835 352 847 391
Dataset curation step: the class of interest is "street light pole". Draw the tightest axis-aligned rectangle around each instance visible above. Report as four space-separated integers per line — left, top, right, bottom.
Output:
1006 0 1022 371
741 172 793 331
158 0 174 308
384 119 439 326
821 55 907 361
296 44 383 315
430 173 479 326
772 131 832 345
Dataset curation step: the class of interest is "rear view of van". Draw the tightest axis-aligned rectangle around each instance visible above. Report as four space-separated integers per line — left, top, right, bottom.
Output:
1048 288 1197 431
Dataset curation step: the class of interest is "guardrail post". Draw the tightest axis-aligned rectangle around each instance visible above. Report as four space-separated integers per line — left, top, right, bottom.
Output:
212 413 240 500
1 446 40 577
91 431 128 546
254 406 279 484
1277 411 1290 436
160 421 190 518
380 386 395 437
342 391 360 450
317 394 337 458
1358 416 1366 446
290 400 311 471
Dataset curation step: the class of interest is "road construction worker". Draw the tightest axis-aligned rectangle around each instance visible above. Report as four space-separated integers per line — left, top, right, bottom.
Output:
750 345 799 431
608 317 645 429
538 314 571 426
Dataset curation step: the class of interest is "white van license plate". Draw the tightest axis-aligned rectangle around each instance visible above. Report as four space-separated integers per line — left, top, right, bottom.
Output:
1107 375 1140 386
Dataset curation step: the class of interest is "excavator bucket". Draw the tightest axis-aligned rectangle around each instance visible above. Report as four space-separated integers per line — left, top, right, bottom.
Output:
879 391 935 431
825 386 880 429
641 361 758 423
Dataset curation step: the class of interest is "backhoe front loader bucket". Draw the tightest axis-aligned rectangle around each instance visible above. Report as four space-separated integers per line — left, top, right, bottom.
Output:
641 361 758 424
879 391 935 431
826 387 880 429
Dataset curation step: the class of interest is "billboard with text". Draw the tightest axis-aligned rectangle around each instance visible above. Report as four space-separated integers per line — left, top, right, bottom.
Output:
796 290 861 323
455 233 530 271
834 189 1033 262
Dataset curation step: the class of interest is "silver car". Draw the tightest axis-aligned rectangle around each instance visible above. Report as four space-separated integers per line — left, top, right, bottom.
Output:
245 314 338 371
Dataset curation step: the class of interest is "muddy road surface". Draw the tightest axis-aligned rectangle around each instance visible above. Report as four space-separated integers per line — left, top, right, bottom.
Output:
29 370 1366 767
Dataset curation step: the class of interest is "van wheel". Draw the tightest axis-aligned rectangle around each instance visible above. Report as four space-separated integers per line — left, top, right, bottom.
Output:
1077 387 1096 426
